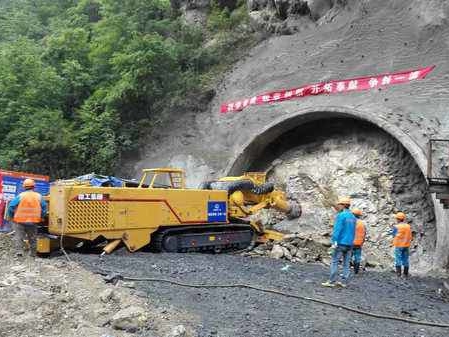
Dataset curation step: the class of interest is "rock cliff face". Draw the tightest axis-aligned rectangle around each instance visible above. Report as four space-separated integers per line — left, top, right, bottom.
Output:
252 118 436 270
129 0 449 270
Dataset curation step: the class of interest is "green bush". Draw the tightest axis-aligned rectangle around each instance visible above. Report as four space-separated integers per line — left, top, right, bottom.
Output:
0 0 255 178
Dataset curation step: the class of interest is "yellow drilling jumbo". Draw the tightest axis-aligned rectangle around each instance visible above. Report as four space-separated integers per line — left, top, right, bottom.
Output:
36 168 301 255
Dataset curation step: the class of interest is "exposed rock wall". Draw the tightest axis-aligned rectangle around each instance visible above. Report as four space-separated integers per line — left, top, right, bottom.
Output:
128 0 449 270
251 118 436 270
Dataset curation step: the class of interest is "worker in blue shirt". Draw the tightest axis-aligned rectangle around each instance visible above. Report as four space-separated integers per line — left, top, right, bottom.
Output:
322 196 357 288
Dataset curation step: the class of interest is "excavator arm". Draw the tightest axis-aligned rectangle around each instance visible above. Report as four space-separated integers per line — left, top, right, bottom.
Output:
203 172 301 242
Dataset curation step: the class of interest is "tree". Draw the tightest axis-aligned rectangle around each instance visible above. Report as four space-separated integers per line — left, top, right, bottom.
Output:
0 0 252 178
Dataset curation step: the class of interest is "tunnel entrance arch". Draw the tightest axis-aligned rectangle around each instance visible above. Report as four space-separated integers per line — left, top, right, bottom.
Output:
227 107 427 175
226 107 448 271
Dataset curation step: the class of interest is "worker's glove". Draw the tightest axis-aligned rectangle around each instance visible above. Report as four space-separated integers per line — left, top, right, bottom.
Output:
328 242 337 256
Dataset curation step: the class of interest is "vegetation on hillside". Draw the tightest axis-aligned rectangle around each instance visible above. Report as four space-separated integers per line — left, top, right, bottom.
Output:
0 0 251 177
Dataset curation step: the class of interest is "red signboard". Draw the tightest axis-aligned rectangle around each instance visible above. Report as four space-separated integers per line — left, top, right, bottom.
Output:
220 65 435 113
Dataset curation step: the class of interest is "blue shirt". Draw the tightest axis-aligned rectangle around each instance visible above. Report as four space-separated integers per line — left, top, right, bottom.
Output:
332 208 357 246
6 191 48 219
389 226 398 237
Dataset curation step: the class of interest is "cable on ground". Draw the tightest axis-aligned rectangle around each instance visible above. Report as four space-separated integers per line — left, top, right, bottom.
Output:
94 268 449 329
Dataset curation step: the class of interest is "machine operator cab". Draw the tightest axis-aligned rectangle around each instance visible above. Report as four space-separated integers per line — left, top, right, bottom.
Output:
137 168 186 189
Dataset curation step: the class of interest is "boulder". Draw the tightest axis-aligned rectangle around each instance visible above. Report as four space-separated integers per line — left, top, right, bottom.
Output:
314 237 332 248
282 247 293 260
99 288 115 303
269 244 284 259
305 0 332 20
295 248 307 259
166 325 187 337
111 306 148 332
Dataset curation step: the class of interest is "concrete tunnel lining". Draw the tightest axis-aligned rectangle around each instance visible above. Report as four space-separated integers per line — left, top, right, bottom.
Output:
225 106 448 270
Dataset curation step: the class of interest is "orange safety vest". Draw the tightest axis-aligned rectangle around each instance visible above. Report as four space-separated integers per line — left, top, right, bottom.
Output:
353 219 366 246
393 223 412 248
13 190 42 224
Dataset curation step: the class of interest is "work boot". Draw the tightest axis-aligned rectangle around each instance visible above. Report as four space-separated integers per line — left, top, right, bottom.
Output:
336 281 347 288
354 263 360 274
321 281 336 288
395 266 402 277
403 267 409 278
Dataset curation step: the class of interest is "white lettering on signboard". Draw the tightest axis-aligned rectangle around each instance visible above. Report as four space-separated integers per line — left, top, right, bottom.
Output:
408 71 420 80
323 83 333 93
381 75 391 85
336 82 345 92
368 78 378 88
77 193 105 201
2 184 16 193
348 80 358 90
294 88 304 96
311 84 321 94
4 193 15 201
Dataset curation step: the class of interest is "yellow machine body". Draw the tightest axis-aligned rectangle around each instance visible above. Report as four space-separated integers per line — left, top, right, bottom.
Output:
46 168 228 252
38 168 298 254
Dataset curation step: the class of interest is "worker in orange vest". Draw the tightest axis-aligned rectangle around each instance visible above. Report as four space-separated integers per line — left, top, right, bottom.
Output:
7 178 47 257
390 212 412 277
351 208 366 274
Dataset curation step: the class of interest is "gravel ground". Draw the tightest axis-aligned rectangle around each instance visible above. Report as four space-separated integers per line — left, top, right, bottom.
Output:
0 234 195 337
74 251 449 337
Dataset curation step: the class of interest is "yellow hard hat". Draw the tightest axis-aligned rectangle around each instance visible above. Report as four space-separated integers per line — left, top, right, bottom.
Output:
337 196 351 205
395 212 406 221
22 178 36 189
352 208 363 216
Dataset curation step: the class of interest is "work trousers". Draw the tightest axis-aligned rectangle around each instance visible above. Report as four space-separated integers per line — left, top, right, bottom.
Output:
330 245 353 284
394 247 410 268
352 246 362 264
13 222 37 256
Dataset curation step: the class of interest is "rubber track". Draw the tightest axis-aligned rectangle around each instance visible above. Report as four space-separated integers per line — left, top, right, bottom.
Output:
152 224 254 252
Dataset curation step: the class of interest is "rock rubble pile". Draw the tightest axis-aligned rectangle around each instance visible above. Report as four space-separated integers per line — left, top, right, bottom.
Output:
245 233 331 263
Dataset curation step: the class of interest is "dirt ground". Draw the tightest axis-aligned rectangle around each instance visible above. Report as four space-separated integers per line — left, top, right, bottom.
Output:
2 231 449 337
0 234 195 337
75 251 449 337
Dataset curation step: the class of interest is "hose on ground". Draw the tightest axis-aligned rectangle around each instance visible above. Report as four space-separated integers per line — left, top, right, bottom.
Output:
95 269 449 328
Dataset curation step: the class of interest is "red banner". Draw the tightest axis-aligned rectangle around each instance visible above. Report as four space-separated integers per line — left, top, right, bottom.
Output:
220 65 435 113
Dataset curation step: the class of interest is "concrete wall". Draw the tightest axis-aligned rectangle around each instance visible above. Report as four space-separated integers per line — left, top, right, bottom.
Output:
129 0 449 270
